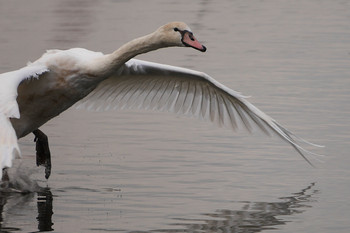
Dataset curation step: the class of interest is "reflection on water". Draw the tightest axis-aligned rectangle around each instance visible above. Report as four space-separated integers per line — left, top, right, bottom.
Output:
0 188 53 232
156 183 318 232
0 183 317 232
0 167 53 232
0 189 53 232
37 188 54 232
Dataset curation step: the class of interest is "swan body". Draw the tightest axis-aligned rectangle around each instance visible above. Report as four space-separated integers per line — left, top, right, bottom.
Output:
0 22 321 180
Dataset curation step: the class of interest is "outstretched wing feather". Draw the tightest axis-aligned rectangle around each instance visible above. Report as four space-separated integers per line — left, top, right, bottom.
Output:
76 59 322 164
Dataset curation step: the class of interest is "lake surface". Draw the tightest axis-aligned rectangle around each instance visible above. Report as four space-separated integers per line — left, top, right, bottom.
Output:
0 0 349 232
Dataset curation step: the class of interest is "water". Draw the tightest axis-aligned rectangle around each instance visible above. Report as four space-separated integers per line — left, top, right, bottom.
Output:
0 0 349 232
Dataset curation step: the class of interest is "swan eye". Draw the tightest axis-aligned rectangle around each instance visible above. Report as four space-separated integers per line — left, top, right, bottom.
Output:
174 27 179 32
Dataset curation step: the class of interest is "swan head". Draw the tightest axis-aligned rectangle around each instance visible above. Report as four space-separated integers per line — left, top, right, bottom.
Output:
156 22 206 52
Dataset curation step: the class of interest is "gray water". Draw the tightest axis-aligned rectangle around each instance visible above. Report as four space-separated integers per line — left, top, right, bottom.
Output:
0 0 349 232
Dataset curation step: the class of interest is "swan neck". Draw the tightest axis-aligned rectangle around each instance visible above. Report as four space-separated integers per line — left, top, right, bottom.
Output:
99 32 163 76
117 32 162 61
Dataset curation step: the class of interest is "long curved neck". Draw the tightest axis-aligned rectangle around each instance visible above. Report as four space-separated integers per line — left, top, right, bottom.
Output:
89 31 165 77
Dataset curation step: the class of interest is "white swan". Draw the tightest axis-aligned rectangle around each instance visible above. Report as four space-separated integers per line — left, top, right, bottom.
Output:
0 22 322 180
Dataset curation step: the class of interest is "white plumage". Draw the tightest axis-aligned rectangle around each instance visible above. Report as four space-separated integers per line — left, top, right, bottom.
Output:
0 66 48 170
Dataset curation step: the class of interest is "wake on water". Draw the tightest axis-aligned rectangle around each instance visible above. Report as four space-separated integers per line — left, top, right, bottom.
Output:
0 163 45 193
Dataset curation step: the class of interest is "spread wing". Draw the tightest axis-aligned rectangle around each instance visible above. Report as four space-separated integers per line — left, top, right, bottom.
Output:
77 59 323 165
0 65 48 177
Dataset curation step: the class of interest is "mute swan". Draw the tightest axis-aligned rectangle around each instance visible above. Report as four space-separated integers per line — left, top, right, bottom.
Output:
0 22 322 181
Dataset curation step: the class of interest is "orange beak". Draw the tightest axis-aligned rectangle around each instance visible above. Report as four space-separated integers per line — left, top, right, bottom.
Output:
181 31 206 52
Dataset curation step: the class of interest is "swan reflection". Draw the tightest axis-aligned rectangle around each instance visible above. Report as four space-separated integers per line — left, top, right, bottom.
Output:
0 183 317 232
36 188 53 232
0 188 53 232
160 183 318 232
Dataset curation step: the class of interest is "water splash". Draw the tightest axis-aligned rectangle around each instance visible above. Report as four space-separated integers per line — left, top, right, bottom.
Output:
0 164 44 193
